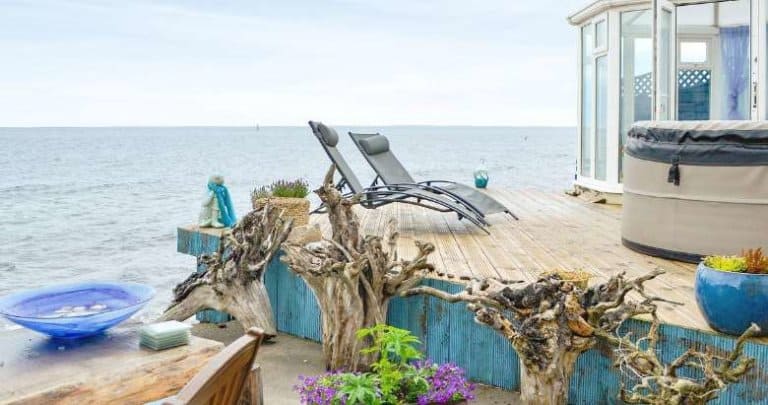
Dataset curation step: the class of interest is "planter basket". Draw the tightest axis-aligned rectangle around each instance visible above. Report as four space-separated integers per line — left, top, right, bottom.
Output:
252 197 310 226
542 269 592 290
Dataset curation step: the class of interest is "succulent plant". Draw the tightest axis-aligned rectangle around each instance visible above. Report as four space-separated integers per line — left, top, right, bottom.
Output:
703 255 747 273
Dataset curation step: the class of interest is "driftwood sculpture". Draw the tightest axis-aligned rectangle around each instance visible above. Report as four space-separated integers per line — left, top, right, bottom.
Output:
159 205 293 336
404 270 675 405
281 165 435 371
613 320 758 404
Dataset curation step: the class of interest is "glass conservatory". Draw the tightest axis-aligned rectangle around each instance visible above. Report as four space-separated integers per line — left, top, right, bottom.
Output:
568 0 767 196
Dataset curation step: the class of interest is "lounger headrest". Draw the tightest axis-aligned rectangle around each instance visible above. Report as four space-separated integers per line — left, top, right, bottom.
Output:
358 134 390 155
317 123 339 147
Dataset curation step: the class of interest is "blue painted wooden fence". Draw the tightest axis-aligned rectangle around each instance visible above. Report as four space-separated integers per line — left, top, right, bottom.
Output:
177 227 768 404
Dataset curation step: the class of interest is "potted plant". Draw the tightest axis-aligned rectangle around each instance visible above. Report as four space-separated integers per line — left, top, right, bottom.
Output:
252 179 311 226
294 325 475 405
695 248 768 336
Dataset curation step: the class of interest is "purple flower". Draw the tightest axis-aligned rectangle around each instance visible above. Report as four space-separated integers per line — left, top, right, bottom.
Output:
294 371 348 405
416 361 475 404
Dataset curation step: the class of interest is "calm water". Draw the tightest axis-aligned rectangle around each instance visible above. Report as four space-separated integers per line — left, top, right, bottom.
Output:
0 126 574 325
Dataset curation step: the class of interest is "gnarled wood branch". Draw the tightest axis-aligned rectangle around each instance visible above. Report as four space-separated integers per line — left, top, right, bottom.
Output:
159 205 293 336
614 320 758 405
281 164 436 371
403 271 670 405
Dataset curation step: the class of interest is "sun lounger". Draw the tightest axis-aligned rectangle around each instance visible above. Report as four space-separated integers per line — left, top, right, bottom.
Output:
348 132 519 220
308 121 492 232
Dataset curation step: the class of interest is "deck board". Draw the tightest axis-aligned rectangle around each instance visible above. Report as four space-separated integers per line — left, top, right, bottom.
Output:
310 188 714 333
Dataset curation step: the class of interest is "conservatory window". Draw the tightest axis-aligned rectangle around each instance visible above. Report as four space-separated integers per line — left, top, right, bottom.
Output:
678 40 712 120
595 19 607 50
676 0 751 120
581 24 593 177
620 9 652 181
595 55 608 181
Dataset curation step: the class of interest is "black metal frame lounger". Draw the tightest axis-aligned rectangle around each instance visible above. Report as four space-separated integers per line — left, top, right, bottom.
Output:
348 132 519 220
308 121 492 232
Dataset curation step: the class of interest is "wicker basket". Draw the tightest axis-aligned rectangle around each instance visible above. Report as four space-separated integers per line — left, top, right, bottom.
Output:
252 197 310 226
541 269 592 290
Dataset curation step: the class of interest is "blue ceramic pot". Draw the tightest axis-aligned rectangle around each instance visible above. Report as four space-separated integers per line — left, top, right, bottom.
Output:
695 263 768 336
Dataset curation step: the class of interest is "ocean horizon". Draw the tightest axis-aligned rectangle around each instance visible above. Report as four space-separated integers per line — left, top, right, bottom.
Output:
1 125 575 325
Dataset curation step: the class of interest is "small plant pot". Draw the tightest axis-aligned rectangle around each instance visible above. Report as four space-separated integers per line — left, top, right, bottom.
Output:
541 269 592 290
253 197 310 226
695 262 768 336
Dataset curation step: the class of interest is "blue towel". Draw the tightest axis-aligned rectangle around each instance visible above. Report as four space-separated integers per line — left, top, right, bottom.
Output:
208 182 237 227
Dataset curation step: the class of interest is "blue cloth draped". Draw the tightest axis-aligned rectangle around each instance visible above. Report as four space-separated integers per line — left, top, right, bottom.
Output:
720 26 750 120
208 182 237 227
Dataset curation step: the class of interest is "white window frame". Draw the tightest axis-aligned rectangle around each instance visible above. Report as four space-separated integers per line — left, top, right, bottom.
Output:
576 5 651 193
594 17 609 53
578 13 609 182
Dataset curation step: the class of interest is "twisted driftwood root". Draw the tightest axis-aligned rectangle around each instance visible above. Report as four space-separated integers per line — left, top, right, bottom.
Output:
282 165 436 371
613 321 758 405
159 204 293 336
404 270 672 405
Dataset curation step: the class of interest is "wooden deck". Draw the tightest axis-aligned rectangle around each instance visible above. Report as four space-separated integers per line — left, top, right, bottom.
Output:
311 188 709 333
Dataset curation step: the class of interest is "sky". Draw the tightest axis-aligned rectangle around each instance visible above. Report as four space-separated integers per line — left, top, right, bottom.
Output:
0 0 588 127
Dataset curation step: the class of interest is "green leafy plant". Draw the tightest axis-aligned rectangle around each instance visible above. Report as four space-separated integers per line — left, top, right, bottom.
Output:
337 374 381 405
295 325 475 404
357 325 424 403
252 179 310 199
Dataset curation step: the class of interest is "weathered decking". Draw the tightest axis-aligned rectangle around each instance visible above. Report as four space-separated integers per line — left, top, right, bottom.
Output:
312 188 707 333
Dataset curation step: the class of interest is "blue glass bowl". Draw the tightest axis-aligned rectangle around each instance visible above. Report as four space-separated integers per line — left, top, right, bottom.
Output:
0 282 155 339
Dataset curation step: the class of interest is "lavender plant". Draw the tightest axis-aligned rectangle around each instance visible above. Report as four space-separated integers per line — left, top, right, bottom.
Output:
253 179 310 199
294 325 475 404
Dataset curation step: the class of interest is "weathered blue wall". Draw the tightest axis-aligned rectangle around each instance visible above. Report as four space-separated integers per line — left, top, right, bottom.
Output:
177 227 768 404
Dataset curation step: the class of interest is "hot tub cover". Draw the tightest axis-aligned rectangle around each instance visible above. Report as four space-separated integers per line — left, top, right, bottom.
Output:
627 120 768 166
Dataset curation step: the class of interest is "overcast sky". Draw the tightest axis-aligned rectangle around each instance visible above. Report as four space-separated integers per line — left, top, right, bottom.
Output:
0 0 587 127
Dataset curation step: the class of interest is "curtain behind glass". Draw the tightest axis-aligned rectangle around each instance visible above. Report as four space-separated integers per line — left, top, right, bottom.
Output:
720 26 750 120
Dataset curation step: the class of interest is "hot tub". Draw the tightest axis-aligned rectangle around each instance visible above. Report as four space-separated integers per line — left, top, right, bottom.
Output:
622 121 768 262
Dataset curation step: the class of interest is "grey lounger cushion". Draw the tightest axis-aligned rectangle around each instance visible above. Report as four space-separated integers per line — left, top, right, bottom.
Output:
317 123 339 147
358 135 390 155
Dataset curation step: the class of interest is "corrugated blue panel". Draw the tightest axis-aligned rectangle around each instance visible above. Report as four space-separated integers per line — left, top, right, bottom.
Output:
387 286 427 348
426 279 519 391
269 254 322 342
424 279 455 364
177 227 220 256
569 341 621 404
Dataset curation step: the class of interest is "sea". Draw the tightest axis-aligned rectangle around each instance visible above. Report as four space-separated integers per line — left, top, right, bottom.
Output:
0 126 574 326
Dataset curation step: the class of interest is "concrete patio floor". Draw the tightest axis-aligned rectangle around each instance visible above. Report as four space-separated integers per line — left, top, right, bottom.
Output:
192 321 520 404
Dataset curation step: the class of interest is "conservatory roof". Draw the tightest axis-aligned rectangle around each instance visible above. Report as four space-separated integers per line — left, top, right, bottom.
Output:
567 0 649 25
568 0 739 25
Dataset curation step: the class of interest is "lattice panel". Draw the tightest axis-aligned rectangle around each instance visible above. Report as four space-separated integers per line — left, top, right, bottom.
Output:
634 72 652 96
678 69 711 89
